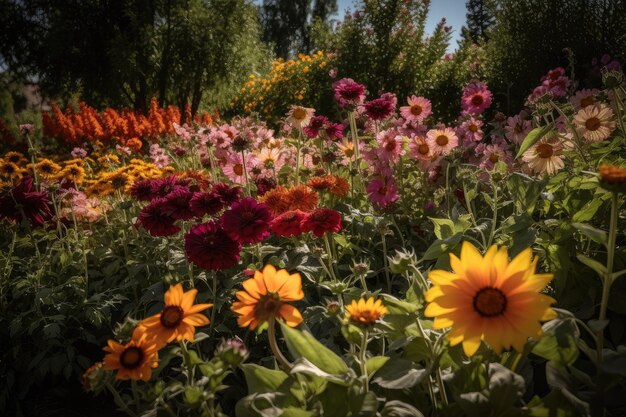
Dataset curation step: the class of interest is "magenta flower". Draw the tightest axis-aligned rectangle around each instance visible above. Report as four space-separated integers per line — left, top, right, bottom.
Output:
220 197 271 244
332 78 366 108
364 96 395 121
461 81 493 115
162 189 195 220
304 116 329 138
184 221 241 271
137 198 180 237
366 176 399 209
324 122 344 141
190 191 224 217
0 176 52 227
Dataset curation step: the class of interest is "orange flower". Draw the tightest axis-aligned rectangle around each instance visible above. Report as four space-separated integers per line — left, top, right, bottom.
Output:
136 284 213 346
329 175 350 197
285 185 318 212
346 297 388 326
103 327 159 381
307 175 334 191
232 264 304 330
259 186 290 215
126 137 143 152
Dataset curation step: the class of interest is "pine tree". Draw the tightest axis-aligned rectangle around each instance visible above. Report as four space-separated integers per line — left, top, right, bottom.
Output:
464 0 495 43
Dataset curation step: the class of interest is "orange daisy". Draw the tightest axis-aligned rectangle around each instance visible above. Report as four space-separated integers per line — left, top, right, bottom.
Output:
346 297 388 326
285 185 318 212
136 284 213 346
232 264 304 330
328 175 350 197
259 186 290 215
103 328 159 381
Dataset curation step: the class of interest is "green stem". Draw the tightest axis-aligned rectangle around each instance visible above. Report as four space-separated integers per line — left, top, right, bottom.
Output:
486 180 499 248
241 149 251 196
359 329 369 393
268 317 292 371
323 234 340 282
209 272 218 335
106 383 138 417
295 128 303 185
381 231 392 293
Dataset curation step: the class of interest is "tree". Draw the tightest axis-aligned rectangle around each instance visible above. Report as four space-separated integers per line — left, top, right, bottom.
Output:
462 0 495 44
0 0 269 116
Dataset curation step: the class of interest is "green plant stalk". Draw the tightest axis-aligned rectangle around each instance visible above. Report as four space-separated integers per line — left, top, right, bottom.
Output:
209 271 218 335
611 88 626 138
381 232 392 293
268 317 292 371
179 340 195 384
295 128 303 185
486 180 499 248
359 329 369 393
106 383 137 417
323 233 340 282
25 133 40 189
241 149 251 196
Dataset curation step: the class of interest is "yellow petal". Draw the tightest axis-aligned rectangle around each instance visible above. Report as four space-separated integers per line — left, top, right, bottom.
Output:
462 337 482 357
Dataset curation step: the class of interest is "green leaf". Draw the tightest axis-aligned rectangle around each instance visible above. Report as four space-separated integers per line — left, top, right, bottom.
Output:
516 125 553 159
365 356 389 376
572 198 605 222
280 323 349 375
370 357 427 389
280 408 316 417
290 358 352 385
572 223 607 245
532 319 580 367
429 218 455 240
380 400 425 417
421 233 462 261
241 363 289 393
576 254 607 278
488 363 525 416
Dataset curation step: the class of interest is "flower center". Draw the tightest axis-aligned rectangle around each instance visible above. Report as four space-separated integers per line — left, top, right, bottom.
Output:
120 346 144 369
418 144 430 155
585 117 601 131
473 287 507 317
471 95 484 106
384 140 397 152
255 293 282 320
293 108 307 120
489 153 499 163
160 305 184 328
410 105 422 116
469 124 478 133
514 125 522 133
344 147 354 158
436 135 449 146
233 164 244 176
580 96 595 107
536 143 554 158
241 210 255 221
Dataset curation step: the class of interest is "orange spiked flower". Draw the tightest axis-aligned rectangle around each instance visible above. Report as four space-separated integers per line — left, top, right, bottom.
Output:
103 328 159 381
232 264 304 330
424 241 556 357
136 284 213 346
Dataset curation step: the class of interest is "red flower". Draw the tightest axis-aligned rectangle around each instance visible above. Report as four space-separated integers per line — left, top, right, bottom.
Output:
162 189 195 220
184 221 241 271
137 198 180 237
189 191 224 217
269 210 306 237
0 176 52 227
151 176 189 198
220 197 271 244
304 116 328 138
301 208 342 238
130 179 156 201
364 97 395 120
212 182 241 206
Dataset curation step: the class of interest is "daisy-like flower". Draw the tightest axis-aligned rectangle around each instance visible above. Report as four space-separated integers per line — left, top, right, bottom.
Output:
256 147 285 172
4 151 26 165
570 88 600 110
522 137 565 176
58 164 85 184
408 135 433 162
504 114 532 145
137 198 180 237
222 154 253 185
460 117 484 145
477 143 512 171
136 284 213 346
231 264 304 330
303 115 328 138
286 105 315 129
336 138 357 164
269 210 306 237
34 159 62 180
399 96 432 123
376 131 405 163
103 328 159 381
0 161 20 179
573 104 616 143
184 221 241 270
461 81 493 115
0 176 52 227
300 208 342 237
426 128 459 156
364 96 395 121
367 176 399 209
284 185 319 212
332 78 366 108
424 242 556 357
346 297 388 326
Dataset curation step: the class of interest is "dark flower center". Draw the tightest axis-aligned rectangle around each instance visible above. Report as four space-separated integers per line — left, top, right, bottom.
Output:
585 117 601 131
514 125 522 133
410 105 423 116
473 287 507 317
120 346 144 369
536 143 554 158
233 164 244 176
469 124 479 133
385 140 397 152
580 96 595 107
293 108 307 120
255 293 281 320
489 153 500 163
471 94 484 106
241 210 255 221
436 135 449 146
160 305 184 328
418 144 429 155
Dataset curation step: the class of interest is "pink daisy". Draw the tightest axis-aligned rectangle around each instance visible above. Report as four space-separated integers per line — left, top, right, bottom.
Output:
426 127 459 156
504 114 532 144
399 96 432 123
461 81 493 115
366 176 399 209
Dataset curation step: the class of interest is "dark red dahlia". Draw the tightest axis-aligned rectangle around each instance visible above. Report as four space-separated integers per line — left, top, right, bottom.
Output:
300 208 342 238
212 182 241 206
130 179 156 201
137 198 180 236
333 78 366 108
184 221 241 271
151 176 189 198
162 189 195 220
364 97 395 121
269 210 306 237
324 122 344 141
255 177 277 196
0 176 52 227
189 191 224 217
220 197 271 244
304 116 329 138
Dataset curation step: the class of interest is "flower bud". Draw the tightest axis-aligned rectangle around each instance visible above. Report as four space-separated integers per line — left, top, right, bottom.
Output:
215 337 249 367
389 248 417 274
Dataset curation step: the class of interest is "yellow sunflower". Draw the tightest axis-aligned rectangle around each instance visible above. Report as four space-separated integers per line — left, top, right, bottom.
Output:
346 297 388 326
136 284 212 347
34 159 62 180
103 328 159 381
424 241 556 357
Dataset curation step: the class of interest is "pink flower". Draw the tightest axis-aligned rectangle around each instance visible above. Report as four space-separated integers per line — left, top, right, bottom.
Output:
324 122 344 141
504 114 532 144
332 78 366 108
304 116 329 138
426 127 459 156
400 96 432 123
222 154 254 185
71 147 88 158
364 96 396 120
408 135 433 162
461 81 493 115
476 143 512 171
366 176 399 209
375 130 405 163
459 117 484 146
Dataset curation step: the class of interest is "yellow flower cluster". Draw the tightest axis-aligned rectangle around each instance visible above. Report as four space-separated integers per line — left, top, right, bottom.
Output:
231 51 332 121
1 151 171 197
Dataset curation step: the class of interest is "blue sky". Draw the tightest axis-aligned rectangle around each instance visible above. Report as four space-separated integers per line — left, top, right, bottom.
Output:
335 0 466 49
